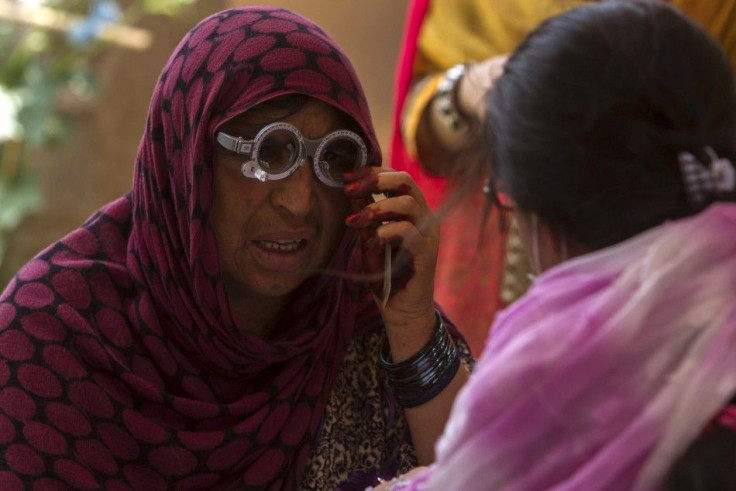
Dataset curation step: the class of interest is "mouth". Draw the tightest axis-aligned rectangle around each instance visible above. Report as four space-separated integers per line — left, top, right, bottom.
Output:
247 234 314 274
254 239 307 253
246 230 319 274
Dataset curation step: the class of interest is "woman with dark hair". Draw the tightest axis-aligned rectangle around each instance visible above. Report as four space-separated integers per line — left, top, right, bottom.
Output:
0 7 470 490
390 0 736 357
375 1 736 489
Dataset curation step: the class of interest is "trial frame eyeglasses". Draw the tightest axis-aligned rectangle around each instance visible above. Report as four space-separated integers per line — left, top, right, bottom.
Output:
216 121 369 188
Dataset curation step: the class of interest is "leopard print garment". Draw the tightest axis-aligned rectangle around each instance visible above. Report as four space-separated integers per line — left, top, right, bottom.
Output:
301 329 473 490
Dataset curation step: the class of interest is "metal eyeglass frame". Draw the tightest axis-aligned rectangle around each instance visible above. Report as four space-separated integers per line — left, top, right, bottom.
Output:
216 121 368 188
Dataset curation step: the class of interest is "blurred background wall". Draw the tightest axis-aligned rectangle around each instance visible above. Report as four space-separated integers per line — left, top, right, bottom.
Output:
0 0 407 286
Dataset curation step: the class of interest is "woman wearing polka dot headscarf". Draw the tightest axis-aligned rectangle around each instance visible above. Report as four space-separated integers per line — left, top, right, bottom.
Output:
0 7 470 490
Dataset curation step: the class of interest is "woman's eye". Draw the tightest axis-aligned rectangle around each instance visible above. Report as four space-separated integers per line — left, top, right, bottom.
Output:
259 142 297 172
323 151 353 167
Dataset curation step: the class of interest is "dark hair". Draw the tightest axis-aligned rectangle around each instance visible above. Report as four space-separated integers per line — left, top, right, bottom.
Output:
486 0 736 249
484 0 736 486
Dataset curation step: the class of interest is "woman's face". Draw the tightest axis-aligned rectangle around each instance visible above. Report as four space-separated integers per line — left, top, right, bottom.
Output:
210 98 352 303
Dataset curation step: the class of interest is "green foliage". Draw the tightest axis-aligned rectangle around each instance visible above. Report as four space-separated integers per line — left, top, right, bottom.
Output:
0 0 194 265
141 0 197 17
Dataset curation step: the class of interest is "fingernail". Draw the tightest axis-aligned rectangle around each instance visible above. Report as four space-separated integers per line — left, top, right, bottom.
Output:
346 211 362 225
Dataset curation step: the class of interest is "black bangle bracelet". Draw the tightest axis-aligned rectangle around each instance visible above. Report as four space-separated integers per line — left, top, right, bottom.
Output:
379 310 461 408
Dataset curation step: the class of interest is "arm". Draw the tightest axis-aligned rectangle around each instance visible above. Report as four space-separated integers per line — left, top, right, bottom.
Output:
409 55 507 176
343 167 469 464
398 0 579 177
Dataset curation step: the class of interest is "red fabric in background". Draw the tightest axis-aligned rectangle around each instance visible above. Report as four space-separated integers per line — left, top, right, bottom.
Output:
390 0 507 356
390 0 446 210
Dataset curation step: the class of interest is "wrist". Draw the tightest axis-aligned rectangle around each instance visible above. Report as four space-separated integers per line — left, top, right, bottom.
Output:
456 63 483 123
379 310 461 408
383 308 437 362
430 63 473 149
457 55 508 125
435 64 471 130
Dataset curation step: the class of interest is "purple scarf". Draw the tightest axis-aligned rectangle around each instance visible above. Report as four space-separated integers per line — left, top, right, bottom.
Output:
392 204 736 490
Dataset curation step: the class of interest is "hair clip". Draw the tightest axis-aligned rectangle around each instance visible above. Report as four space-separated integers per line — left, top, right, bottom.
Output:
678 146 735 206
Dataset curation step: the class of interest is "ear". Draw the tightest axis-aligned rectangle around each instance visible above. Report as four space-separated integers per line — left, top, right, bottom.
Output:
515 210 594 273
534 218 566 271
526 215 581 271
547 224 569 263
513 211 560 273
547 224 594 265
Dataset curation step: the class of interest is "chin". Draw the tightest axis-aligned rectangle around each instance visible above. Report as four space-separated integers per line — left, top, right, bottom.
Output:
251 272 313 298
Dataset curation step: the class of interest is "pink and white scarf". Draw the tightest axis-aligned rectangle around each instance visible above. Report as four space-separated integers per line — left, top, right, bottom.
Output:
396 203 736 490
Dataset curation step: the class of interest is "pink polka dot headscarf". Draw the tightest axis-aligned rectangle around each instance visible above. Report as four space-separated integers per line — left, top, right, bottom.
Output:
0 7 382 489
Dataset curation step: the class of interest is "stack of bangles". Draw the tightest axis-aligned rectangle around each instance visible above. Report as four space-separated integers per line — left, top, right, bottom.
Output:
379 310 461 408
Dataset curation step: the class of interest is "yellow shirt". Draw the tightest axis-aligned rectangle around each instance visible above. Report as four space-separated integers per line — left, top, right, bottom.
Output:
672 0 736 70
415 0 587 75
405 0 736 145
404 0 588 155
415 0 736 77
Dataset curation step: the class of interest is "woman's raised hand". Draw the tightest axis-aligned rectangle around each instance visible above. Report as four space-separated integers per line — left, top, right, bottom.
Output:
344 167 439 358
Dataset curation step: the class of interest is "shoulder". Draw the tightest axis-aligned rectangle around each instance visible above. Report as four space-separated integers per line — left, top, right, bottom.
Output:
1 195 133 308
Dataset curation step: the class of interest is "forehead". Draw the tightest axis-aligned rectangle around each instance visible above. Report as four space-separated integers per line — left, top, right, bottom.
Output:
221 97 353 137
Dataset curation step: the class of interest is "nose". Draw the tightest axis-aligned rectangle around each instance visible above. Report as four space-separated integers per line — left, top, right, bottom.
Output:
270 159 315 217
